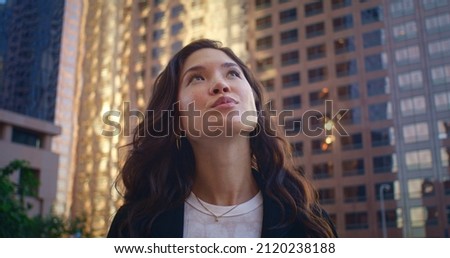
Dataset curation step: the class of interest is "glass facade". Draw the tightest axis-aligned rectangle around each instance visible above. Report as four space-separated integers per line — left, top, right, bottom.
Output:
249 0 450 237
0 0 65 122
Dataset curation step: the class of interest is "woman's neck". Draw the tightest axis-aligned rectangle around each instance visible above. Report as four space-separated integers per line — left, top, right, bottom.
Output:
189 136 258 206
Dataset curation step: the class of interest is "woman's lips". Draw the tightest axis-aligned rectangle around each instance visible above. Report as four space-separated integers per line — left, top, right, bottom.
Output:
211 96 238 108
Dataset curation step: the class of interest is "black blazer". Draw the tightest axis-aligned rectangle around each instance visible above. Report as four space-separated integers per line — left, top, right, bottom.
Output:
107 172 338 238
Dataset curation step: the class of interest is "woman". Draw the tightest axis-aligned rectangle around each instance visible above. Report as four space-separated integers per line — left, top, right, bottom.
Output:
107 39 337 237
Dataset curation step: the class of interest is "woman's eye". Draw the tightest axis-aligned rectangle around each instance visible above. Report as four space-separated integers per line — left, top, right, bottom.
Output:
188 75 204 84
228 70 241 78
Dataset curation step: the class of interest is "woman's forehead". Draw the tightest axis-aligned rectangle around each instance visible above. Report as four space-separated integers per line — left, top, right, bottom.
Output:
182 48 237 70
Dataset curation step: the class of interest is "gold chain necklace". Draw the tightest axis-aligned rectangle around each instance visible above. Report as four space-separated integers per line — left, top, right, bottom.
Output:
194 194 240 222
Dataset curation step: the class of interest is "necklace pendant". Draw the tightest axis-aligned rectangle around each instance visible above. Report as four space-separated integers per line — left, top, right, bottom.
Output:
214 217 219 222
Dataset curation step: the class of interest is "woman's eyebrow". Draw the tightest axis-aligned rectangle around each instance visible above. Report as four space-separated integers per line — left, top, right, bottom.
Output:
222 62 238 68
181 65 205 80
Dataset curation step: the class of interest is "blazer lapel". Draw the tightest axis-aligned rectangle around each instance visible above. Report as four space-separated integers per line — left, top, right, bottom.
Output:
260 191 293 237
151 203 184 237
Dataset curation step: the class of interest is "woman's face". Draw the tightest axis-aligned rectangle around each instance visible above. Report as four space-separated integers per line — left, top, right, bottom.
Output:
177 48 257 140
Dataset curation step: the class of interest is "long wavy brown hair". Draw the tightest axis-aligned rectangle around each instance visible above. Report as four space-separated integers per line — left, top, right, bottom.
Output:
114 39 335 237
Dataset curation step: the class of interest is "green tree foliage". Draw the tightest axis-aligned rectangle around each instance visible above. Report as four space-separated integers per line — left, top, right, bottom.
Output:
0 160 90 237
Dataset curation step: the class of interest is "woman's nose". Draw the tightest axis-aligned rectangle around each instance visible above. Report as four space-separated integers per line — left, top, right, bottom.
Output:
209 79 230 95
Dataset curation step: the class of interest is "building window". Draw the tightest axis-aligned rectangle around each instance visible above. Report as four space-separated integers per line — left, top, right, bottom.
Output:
282 72 300 88
365 53 387 72
284 118 302 136
434 91 450 111
341 133 363 150
363 29 384 48
340 108 361 125
170 23 184 35
332 0 352 9
256 36 273 51
334 37 355 55
313 162 334 179
281 50 299 66
336 59 357 77
408 178 435 200
344 185 366 202
151 47 164 58
441 146 449 168
410 206 429 227
151 65 161 77
171 41 182 54
308 67 327 83
306 22 325 38
345 212 369 230
430 64 450 86
153 11 165 23
368 102 392 121
367 77 390 96
375 182 396 201
309 88 329 106
256 15 272 30
373 154 397 173
11 127 42 148
191 0 204 8
312 139 333 154
437 120 450 139
318 188 335 204
191 17 203 27
422 0 449 10
171 4 184 18
153 0 164 6
153 29 164 40
392 21 417 41
256 0 271 10
361 6 383 24
337 83 359 100
426 206 439 226
261 78 275 92
256 56 274 72
333 14 354 32
390 0 414 17
403 122 429 143
371 127 394 147
342 158 364 176
280 29 298 45
304 1 323 17
279 8 297 24
307 44 326 60
283 95 302 110
395 46 421 65
292 141 303 157
428 39 450 59
400 96 427 116
377 209 402 228
405 149 433 171
444 179 450 195
397 70 423 90
425 13 450 34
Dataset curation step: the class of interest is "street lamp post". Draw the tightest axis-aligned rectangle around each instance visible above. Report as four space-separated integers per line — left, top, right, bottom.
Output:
380 184 391 238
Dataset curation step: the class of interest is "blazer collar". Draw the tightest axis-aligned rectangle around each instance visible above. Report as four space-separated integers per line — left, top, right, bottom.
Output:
150 170 294 238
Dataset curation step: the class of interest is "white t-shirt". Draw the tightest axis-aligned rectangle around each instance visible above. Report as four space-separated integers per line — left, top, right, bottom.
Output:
183 191 263 237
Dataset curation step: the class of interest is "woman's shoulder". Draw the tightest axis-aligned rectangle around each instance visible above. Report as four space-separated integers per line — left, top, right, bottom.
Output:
107 204 130 238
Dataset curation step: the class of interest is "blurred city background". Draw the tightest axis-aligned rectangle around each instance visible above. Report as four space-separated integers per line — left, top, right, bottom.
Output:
0 0 450 237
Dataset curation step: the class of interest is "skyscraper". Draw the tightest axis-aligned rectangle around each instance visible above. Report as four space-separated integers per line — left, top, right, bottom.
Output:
248 0 450 237
72 0 248 236
0 0 65 217
70 0 131 236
